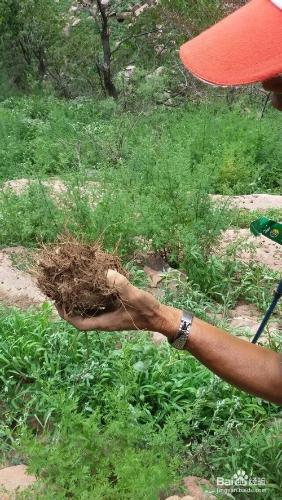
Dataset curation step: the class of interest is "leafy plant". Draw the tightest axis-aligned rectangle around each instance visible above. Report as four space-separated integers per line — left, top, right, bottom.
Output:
0 305 281 499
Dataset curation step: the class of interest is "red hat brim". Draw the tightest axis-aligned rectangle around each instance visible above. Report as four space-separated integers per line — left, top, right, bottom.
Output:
180 0 282 86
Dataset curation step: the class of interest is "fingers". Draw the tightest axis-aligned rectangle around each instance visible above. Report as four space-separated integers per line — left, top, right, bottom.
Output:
65 309 133 332
55 270 142 332
55 300 135 331
78 309 130 331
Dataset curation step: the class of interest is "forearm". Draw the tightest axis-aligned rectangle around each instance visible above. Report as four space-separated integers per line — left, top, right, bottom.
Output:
157 305 282 405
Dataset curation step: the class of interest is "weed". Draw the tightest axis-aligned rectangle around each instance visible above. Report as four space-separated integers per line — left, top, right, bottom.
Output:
0 305 280 498
0 97 281 193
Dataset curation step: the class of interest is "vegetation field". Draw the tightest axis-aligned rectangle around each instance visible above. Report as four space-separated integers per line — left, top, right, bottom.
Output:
0 1 281 499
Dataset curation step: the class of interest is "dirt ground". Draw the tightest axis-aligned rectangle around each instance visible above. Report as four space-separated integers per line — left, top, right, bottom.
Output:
219 228 281 271
3 178 282 210
212 193 282 211
0 465 36 499
0 247 45 309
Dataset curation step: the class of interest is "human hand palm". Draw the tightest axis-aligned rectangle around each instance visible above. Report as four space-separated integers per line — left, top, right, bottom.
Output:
56 270 164 332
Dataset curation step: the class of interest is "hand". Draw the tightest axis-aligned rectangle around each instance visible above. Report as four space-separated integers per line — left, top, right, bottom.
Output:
56 270 181 338
262 76 282 111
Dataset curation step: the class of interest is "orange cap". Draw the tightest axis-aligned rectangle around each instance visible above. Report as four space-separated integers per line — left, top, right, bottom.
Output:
180 0 282 86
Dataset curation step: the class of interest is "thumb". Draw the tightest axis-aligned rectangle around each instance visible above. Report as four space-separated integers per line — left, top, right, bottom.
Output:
107 269 130 292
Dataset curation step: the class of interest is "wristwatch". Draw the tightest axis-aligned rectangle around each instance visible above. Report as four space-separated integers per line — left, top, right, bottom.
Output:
169 310 193 350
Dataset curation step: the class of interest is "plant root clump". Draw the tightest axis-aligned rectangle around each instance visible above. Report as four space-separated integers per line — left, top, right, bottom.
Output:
35 235 127 317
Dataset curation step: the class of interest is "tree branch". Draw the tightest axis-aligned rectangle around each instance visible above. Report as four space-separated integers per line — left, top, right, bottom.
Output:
112 28 162 56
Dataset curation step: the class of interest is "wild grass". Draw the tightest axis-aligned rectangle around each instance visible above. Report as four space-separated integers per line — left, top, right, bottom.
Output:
230 208 282 229
0 96 281 192
0 305 281 498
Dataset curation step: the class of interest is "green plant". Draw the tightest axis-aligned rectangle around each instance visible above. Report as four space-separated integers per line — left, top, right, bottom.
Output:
1 97 281 192
0 305 281 498
230 208 282 229
19 409 180 500
0 183 63 246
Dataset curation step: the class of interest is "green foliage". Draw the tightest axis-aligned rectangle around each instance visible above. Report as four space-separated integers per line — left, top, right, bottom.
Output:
1 96 280 192
0 305 281 498
19 411 179 500
0 184 63 246
0 0 67 93
168 254 280 313
230 208 282 229
161 0 222 34
0 0 170 99
0 3 281 498
0 0 262 102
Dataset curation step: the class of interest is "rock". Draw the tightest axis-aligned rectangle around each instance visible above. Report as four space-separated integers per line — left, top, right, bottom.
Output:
123 65 136 80
155 44 165 55
0 465 36 493
183 476 215 499
146 66 165 80
134 4 148 17
154 66 165 76
143 266 165 287
151 331 166 345
71 18 80 27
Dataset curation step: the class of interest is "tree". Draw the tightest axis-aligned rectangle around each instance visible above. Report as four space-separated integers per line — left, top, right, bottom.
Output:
0 0 66 93
0 0 160 98
70 0 159 98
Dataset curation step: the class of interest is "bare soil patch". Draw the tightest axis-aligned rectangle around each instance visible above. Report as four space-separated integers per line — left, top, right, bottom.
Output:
0 465 36 497
219 228 281 271
3 180 282 212
212 193 282 211
3 178 67 196
0 248 45 309
2 178 101 201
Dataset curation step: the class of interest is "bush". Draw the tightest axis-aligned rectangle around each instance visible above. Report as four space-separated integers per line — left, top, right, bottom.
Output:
1 97 281 192
20 410 179 500
0 183 63 246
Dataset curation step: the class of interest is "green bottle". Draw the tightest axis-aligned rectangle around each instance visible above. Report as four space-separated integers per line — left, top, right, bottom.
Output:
250 216 282 245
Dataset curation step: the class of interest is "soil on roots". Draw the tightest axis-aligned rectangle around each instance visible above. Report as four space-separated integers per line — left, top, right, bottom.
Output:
35 235 127 317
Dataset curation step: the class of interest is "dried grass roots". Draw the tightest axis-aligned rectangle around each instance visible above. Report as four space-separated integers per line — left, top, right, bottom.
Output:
35 236 127 317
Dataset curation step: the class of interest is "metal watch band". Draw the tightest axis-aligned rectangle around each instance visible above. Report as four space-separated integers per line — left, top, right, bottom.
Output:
169 310 193 350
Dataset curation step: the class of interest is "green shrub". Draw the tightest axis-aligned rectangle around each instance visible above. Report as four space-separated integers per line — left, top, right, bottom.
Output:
19 410 180 500
0 183 63 246
0 97 281 193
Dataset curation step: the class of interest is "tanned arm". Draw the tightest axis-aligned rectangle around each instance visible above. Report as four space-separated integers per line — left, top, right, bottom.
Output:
161 309 282 405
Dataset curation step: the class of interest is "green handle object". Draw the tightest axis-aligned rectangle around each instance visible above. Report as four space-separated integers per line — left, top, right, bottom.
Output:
250 216 282 245
249 216 281 344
